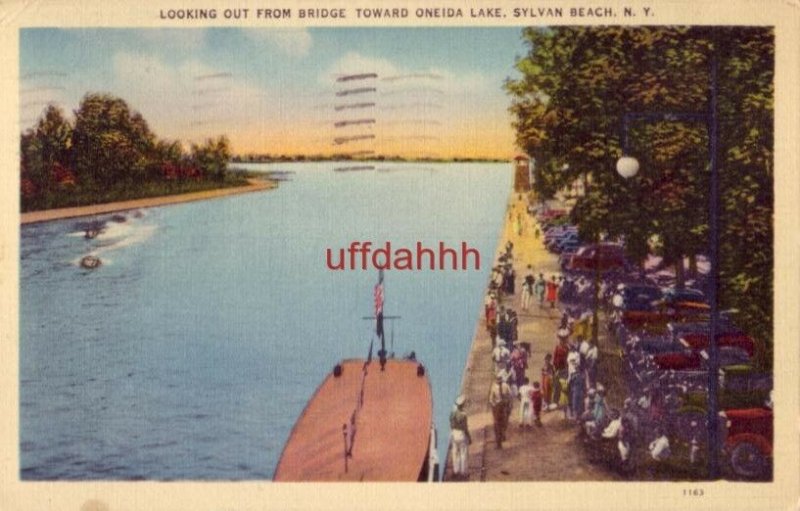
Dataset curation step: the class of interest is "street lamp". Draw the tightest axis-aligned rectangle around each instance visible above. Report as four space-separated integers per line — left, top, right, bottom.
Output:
615 156 639 179
614 31 722 480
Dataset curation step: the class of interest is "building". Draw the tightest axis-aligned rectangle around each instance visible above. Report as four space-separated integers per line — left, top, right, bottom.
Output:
513 154 531 192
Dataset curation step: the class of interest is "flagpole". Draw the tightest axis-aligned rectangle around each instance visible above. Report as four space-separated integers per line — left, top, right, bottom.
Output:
376 270 387 370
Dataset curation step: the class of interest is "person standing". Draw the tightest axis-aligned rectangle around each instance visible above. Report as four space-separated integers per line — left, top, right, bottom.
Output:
504 266 516 295
485 292 498 344
492 340 510 375
489 374 511 448
518 377 534 429
551 334 569 411
521 267 535 311
567 344 584 421
546 275 559 309
449 395 472 479
497 306 509 344
534 273 546 308
541 353 555 408
510 344 527 389
531 381 543 426
583 338 599 389
508 310 519 344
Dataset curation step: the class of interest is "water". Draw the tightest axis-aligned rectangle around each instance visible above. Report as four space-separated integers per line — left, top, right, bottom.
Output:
20 162 511 480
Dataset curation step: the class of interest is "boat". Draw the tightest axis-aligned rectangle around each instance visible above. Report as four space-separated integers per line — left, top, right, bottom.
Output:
80 255 102 269
273 272 438 482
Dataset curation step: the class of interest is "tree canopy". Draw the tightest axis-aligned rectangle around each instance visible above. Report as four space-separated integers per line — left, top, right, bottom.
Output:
20 93 235 211
506 26 774 365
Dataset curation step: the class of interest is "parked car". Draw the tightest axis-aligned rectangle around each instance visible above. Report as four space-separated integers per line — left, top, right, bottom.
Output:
659 288 709 313
548 233 579 252
679 332 756 358
720 406 773 479
559 245 580 269
621 299 713 330
544 225 576 242
567 243 627 272
555 238 581 254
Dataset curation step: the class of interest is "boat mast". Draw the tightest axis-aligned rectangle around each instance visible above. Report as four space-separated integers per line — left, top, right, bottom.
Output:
375 269 387 370
363 270 401 370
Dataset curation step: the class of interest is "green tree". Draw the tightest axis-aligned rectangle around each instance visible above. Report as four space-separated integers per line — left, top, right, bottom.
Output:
191 135 231 182
506 26 774 367
20 104 73 207
71 93 156 189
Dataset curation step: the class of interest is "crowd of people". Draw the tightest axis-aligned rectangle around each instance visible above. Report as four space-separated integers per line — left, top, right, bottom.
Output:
448 199 614 480
480 241 611 449
450 197 771 482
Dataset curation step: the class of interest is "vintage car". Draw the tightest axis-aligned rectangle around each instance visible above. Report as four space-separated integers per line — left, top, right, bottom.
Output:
567 243 627 272
720 406 773 479
679 332 756 358
621 303 711 330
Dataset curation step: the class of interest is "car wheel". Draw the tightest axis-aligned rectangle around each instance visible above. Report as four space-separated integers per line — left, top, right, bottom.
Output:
729 441 768 479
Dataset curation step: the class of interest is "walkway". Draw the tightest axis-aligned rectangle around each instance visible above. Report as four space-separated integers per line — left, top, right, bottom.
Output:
445 192 619 481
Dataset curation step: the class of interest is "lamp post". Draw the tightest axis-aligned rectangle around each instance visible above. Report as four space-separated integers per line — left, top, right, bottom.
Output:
615 32 722 479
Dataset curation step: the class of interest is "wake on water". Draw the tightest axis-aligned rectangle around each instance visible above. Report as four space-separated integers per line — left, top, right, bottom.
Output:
70 211 157 267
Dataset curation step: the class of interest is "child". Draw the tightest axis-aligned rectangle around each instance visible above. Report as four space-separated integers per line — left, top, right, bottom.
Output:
531 381 543 426
541 353 554 409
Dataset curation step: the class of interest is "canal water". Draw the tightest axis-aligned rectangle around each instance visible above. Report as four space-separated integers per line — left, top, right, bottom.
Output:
20 162 511 480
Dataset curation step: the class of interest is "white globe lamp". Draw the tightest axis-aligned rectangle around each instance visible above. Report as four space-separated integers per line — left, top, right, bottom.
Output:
616 156 640 179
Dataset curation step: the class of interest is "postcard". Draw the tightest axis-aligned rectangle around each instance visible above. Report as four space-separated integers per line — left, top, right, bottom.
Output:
1 0 798 510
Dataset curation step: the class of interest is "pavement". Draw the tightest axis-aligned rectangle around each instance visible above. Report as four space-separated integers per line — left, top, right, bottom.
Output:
444 192 619 482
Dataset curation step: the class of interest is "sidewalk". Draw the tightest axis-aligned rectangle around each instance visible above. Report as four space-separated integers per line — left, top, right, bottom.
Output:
445 193 619 481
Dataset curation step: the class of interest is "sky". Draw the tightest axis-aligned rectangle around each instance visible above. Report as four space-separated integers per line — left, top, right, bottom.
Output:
20 27 526 160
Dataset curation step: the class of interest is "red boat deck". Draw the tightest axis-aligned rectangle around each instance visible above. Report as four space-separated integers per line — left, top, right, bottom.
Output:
273 358 433 481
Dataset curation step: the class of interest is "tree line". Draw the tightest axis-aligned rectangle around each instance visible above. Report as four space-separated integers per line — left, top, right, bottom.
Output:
21 93 233 212
506 26 773 366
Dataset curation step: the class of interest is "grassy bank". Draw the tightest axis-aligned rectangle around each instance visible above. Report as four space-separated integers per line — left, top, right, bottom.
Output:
22 173 252 213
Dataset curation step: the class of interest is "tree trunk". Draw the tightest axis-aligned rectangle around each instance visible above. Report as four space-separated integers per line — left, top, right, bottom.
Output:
675 256 685 290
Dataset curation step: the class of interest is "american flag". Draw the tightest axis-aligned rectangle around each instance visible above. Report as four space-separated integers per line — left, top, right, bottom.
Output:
374 282 384 315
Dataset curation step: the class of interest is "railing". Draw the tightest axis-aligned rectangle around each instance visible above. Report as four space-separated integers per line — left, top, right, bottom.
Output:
342 337 374 470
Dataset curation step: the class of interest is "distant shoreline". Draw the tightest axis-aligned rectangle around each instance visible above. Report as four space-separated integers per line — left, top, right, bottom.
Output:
20 178 277 225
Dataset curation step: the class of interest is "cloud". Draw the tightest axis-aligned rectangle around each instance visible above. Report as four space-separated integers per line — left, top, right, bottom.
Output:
242 28 312 57
109 51 279 147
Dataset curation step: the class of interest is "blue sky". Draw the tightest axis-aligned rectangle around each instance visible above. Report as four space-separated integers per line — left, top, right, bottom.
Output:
20 28 525 158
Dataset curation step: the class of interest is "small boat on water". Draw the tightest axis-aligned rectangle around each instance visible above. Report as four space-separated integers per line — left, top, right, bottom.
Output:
80 255 102 269
273 272 438 482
